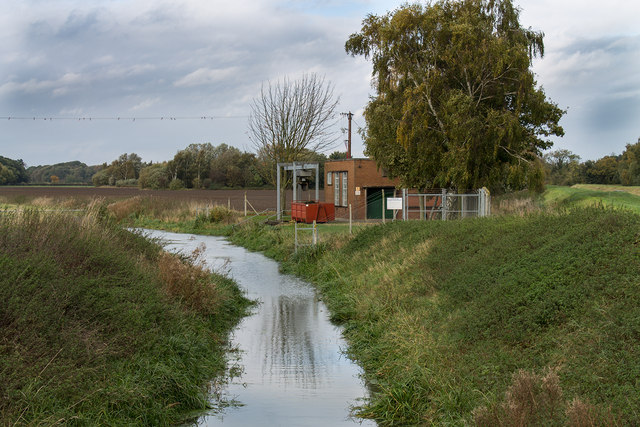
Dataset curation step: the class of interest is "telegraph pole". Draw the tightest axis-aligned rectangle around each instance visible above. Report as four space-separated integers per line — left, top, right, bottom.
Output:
341 111 353 159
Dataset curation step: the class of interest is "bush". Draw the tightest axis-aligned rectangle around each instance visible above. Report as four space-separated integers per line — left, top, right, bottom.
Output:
139 164 170 190
91 169 110 186
169 178 185 190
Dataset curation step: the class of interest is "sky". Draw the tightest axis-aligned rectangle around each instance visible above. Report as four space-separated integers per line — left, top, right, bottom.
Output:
1 0 638 167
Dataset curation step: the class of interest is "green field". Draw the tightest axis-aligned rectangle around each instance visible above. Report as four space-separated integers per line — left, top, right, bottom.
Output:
543 184 640 213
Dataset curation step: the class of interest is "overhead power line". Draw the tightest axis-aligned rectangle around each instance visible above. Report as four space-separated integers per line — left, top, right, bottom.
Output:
1 115 248 121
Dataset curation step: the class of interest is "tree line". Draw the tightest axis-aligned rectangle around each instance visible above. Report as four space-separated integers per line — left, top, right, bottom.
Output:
91 144 271 189
6 138 639 190
5 143 345 190
0 156 29 185
27 161 102 185
544 138 640 186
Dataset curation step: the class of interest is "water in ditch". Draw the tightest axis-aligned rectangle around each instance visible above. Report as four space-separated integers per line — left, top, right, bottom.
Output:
143 230 375 426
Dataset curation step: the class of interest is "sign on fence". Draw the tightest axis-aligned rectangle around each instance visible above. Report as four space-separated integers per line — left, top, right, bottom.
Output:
386 197 403 210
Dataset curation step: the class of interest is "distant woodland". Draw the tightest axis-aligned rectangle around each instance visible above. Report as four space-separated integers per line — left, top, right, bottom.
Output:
27 161 102 185
2 138 639 189
4 143 343 189
543 137 640 186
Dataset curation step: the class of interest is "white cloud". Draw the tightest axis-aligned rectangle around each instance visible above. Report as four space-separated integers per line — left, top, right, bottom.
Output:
0 72 87 97
174 67 239 87
1 0 638 165
130 97 161 111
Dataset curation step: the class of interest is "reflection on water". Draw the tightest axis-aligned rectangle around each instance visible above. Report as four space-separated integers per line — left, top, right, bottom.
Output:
143 230 375 426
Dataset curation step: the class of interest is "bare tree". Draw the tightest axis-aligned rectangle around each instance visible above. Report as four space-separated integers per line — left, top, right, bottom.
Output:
248 73 339 210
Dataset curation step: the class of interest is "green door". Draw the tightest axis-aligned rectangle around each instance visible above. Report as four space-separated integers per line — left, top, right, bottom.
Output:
366 188 395 219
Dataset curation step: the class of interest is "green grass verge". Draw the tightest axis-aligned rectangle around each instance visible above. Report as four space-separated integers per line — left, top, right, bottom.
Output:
0 209 251 425
543 185 640 213
224 207 640 425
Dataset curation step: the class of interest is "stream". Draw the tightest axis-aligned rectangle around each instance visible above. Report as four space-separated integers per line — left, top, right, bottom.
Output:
143 230 375 426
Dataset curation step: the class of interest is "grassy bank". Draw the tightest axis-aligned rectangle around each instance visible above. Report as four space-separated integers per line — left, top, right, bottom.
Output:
0 207 250 425
543 185 640 213
490 185 640 217
226 207 640 425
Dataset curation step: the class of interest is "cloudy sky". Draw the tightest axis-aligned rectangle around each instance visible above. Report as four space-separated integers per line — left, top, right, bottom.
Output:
1 0 638 167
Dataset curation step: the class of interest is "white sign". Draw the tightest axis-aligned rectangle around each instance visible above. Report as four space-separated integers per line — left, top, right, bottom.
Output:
386 197 403 210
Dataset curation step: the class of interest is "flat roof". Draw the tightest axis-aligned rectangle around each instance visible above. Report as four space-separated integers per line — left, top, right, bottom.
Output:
325 157 372 162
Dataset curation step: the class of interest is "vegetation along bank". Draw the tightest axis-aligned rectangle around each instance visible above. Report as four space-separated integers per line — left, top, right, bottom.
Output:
0 207 250 425
225 207 640 425
3 188 640 425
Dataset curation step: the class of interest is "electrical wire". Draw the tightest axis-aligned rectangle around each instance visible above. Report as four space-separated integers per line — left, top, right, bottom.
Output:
1 115 248 121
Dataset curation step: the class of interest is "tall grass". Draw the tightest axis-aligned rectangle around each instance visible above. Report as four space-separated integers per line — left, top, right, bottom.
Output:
0 207 250 425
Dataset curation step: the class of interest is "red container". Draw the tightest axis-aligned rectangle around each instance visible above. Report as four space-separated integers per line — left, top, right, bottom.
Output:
291 201 335 223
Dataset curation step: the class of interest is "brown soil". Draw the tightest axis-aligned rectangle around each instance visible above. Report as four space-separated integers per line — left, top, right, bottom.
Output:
0 186 324 212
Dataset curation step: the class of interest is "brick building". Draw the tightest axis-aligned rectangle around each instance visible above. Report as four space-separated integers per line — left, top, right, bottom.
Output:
324 158 402 220
324 158 488 221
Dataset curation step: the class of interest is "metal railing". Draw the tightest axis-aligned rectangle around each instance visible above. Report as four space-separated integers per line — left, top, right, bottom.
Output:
400 188 490 221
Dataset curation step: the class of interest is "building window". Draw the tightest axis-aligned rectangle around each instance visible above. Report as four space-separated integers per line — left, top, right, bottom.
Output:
327 171 332 185
334 173 340 206
342 172 348 207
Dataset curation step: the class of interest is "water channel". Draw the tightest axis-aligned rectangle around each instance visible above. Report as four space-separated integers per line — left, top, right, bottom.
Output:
143 230 375 426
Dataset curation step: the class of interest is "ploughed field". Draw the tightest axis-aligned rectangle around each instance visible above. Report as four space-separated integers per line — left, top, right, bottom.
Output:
0 187 324 211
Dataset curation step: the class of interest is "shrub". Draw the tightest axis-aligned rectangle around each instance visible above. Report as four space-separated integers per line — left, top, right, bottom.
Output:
139 164 170 189
91 169 110 186
169 178 185 190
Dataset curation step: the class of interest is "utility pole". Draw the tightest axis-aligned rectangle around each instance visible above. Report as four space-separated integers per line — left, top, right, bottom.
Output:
341 112 353 159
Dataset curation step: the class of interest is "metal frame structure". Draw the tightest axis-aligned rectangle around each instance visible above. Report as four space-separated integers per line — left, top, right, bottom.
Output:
276 162 320 220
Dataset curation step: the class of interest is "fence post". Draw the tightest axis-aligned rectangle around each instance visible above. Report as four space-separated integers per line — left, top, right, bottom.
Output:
315 164 319 202
461 194 466 219
382 189 386 224
294 221 298 252
349 203 352 234
312 220 317 245
292 161 297 204
479 187 491 217
402 189 407 221
277 163 281 221
244 192 247 217
441 189 447 221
